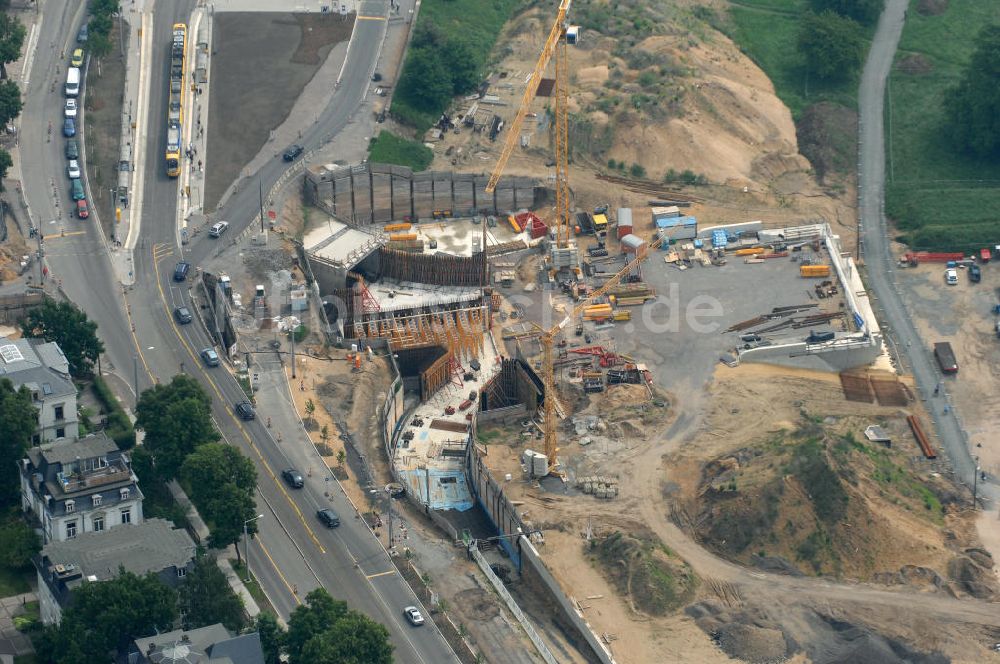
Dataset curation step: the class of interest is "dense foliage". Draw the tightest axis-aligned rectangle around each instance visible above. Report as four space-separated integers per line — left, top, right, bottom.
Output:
797 11 866 82
944 24 1000 160
21 299 105 377
136 375 218 479
809 0 883 25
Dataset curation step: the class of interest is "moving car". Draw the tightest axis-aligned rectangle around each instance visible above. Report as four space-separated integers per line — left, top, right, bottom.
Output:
173 261 190 281
75 199 89 219
234 400 256 420
316 508 340 528
77 24 88 43
65 139 79 159
208 221 229 237
63 117 76 137
281 469 304 488
64 99 78 118
200 348 220 367
944 268 958 285
173 306 193 324
70 178 85 201
66 159 80 179
282 144 304 162
70 48 84 67
969 264 982 283
403 607 425 626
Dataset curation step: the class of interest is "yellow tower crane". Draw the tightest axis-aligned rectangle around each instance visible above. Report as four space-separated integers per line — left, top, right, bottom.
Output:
485 0 573 247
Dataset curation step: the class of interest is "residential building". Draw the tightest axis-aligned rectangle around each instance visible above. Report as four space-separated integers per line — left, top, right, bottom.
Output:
0 335 78 443
34 518 195 626
19 433 144 543
126 625 265 664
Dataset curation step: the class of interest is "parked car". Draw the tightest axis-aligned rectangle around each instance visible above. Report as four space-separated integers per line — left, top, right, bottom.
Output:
65 139 79 160
281 469 304 488
234 400 256 420
945 268 958 285
64 99 78 118
173 306 193 324
70 178 85 201
70 48 84 67
200 348 220 367
75 199 89 219
66 159 80 179
316 508 340 528
282 144 304 162
77 24 88 43
173 261 190 281
208 221 229 237
403 607 425 626
63 117 76 137
969 264 982 283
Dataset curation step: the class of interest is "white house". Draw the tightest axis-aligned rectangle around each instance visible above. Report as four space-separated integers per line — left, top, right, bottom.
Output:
19 433 144 543
0 335 78 443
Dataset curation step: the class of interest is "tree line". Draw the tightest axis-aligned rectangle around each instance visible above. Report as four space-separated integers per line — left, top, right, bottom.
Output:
796 0 883 84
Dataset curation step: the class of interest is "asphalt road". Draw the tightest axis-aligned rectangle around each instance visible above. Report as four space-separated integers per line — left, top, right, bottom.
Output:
857 0 994 504
125 2 458 661
19 0 139 394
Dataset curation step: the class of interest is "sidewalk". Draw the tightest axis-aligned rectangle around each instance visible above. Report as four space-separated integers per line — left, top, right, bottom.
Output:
0 592 37 658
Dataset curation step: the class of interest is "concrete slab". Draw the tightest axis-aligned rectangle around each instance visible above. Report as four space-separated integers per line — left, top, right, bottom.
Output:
303 217 383 267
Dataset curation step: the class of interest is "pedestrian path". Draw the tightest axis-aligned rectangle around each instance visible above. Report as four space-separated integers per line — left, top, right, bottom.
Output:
0 592 37 658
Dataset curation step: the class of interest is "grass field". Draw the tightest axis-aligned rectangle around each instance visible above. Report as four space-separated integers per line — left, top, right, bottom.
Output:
885 1 1000 250
725 0 866 117
368 131 433 171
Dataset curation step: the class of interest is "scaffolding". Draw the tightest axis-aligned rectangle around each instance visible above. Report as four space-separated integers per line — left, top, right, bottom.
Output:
359 305 489 361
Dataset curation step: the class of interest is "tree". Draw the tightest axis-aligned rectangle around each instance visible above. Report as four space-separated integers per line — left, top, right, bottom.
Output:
397 47 453 113
286 589 392 664
255 612 285 664
21 299 105 377
0 78 22 127
447 39 481 95
180 442 257 508
797 11 866 82
0 148 10 185
179 554 247 632
304 398 316 424
0 378 36 508
0 13 25 71
944 24 1000 159
204 482 258 562
36 569 177 663
0 516 40 569
136 375 218 479
810 0 883 25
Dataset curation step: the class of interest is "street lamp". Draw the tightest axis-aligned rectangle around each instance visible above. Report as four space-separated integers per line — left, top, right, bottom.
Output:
243 514 264 582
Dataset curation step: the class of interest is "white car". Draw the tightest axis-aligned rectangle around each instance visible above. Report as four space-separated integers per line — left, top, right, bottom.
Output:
64 98 78 118
66 159 80 179
944 268 958 285
403 606 424 626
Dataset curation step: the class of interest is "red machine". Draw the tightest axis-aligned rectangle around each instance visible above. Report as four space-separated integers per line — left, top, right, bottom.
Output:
904 251 964 266
569 346 624 368
980 248 991 263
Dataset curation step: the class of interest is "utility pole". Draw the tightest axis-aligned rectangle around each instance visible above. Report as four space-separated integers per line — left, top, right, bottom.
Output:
973 456 981 510
258 178 265 234
243 514 263 581
133 354 139 407
386 488 394 550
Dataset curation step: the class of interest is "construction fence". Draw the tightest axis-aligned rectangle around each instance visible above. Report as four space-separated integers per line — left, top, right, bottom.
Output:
304 162 540 224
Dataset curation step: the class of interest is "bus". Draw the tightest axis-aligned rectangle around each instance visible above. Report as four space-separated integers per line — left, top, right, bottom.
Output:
165 23 186 177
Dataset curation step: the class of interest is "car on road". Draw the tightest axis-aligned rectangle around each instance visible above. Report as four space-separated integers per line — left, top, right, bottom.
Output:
63 118 76 137
77 24 88 43
75 199 89 219
66 159 80 179
173 306 193 324
70 178 85 201
173 261 190 281
281 469 304 488
969 264 981 283
65 139 79 160
234 400 256 420
200 347 220 367
64 99 78 118
316 508 340 528
208 221 229 238
282 144 304 162
70 48 84 67
945 268 958 285
403 606 425 626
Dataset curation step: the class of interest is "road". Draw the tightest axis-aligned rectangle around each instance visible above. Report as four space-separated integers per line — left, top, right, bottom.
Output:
856 0 995 505
122 1 458 661
18 0 138 396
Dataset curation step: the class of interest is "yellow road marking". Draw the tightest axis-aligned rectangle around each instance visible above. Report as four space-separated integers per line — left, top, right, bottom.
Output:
256 537 303 606
151 251 328 556
46 230 86 239
365 570 395 580
357 15 386 20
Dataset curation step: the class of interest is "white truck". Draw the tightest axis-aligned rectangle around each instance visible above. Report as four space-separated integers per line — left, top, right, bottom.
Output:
65 67 80 97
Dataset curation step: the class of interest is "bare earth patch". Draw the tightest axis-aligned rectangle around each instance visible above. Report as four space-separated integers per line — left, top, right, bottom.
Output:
897 53 935 75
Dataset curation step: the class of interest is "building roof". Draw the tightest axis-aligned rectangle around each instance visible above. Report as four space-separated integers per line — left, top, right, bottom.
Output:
29 433 120 467
132 625 264 664
0 336 74 398
40 518 194 583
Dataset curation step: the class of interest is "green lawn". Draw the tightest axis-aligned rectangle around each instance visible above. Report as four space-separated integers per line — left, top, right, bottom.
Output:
0 565 32 597
726 0 865 117
886 1 1000 250
368 131 433 172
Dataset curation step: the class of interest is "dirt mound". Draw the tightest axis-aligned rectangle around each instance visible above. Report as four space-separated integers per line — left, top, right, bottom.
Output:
947 552 997 600
916 0 949 16
897 54 934 75
796 102 858 182
715 623 789 663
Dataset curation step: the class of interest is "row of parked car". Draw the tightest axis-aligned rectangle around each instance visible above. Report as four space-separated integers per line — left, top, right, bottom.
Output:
63 37 89 219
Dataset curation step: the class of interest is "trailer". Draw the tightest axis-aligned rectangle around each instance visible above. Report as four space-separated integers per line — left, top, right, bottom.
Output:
980 248 991 263
933 341 958 374
904 251 964 266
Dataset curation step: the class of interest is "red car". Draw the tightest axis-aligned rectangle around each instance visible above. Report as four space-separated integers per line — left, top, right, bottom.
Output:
76 199 89 219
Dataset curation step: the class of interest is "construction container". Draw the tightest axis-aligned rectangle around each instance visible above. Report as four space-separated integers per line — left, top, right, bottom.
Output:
734 247 765 256
800 264 831 278
651 206 681 225
384 222 412 232
389 233 417 241
593 213 609 234
621 234 645 254
615 207 632 236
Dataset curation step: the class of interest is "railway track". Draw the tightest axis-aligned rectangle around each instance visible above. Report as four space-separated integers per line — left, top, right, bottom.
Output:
594 172 704 203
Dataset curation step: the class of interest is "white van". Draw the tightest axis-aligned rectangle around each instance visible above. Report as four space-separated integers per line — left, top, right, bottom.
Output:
65 67 81 97
208 221 229 238
944 268 958 285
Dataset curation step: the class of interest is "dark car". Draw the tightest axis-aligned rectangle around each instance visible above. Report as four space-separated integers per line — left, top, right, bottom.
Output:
234 400 256 420
77 24 88 43
282 144 304 162
63 118 76 137
65 139 79 159
282 469 304 488
807 330 835 343
173 261 190 281
969 264 982 283
316 508 340 528
200 348 220 367
173 306 193 324
403 606 425 626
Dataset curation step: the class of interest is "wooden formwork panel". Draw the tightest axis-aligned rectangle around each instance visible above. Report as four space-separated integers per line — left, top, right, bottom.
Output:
839 371 874 403
870 378 910 407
